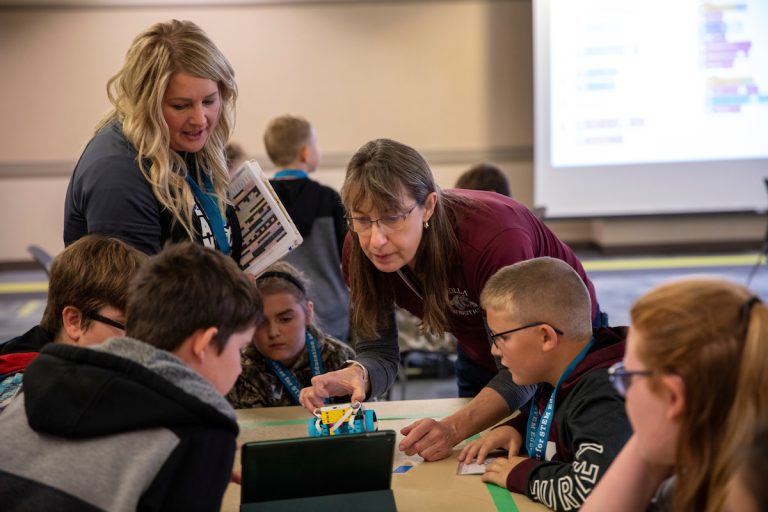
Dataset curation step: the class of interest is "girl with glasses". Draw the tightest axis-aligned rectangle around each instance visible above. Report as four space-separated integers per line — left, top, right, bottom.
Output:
582 278 767 512
300 138 603 462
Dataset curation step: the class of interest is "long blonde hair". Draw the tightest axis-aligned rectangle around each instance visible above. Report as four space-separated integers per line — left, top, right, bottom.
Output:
341 138 473 339
630 277 766 512
98 19 237 239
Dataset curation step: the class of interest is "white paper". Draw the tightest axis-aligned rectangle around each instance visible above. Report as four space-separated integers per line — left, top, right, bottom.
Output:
229 160 303 276
456 457 497 476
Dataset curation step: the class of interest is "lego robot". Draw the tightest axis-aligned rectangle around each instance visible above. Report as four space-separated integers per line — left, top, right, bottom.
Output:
308 402 378 437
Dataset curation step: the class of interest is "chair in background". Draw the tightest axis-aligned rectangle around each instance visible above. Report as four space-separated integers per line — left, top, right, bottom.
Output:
26 245 53 277
390 308 457 400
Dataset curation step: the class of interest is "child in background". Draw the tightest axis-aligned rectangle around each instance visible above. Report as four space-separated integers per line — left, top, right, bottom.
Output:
454 162 511 197
459 257 630 511
0 242 262 511
227 261 355 408
264 115 349 341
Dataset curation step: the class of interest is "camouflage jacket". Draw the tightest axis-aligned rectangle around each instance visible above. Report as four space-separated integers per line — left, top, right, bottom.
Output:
227 328 355 408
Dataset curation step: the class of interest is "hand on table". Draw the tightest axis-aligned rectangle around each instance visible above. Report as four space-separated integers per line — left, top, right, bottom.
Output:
458 425 522 465
481 456 527 488
399 418 459 462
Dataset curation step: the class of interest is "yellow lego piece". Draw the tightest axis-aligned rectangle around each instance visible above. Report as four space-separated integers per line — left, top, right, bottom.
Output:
321 407 349 426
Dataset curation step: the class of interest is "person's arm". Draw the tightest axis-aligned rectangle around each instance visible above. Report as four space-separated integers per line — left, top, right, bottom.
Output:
399 386 512 461
139 429 236 511
352 311 399 398
485 368 537 412
299 311 399 411
581 435 673 512
74 156 163 254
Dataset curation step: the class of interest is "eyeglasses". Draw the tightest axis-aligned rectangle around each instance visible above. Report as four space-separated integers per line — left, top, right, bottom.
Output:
86 311 126 331
346 204 418 235
484 320 564 349
607 361 654 397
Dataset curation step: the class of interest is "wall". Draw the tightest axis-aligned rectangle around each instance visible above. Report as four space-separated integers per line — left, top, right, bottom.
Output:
0 0 762 262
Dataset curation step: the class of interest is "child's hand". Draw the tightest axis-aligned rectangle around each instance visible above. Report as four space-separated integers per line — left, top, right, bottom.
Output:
482 456 527 488
458 425 521 464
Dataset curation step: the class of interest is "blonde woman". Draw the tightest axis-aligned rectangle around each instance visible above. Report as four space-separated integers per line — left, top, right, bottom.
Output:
64 20 241 258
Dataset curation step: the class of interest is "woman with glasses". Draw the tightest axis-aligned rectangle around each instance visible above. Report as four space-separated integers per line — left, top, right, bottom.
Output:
300 138 602 462
582 278 767 512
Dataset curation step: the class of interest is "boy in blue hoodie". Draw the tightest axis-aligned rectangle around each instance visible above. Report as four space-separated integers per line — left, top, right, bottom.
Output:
459 257 630 511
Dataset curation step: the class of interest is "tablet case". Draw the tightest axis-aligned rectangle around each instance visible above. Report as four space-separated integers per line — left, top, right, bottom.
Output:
240 430 397 512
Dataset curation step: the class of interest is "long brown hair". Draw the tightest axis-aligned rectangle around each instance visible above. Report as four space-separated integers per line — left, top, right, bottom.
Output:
630 277 763 512
708 296 768 512
340 139 473 339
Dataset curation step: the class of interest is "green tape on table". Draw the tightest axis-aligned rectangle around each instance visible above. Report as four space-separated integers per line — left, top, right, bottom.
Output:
465 434 520 512
485 483 520 512
238 412 453 430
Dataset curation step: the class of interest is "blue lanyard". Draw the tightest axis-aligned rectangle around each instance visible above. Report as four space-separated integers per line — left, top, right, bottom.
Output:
274 169 309 180
185 173 231 256
525 338 595 460
265 331 327 405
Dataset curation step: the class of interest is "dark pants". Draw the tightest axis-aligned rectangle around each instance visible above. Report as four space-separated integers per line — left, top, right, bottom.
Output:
454 346 497 398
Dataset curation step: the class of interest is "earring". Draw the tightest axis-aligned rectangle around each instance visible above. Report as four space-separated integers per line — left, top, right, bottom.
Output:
423 220 430 229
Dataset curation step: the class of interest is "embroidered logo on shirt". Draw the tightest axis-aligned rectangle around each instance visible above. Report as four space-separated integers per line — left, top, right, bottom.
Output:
448 288 480 316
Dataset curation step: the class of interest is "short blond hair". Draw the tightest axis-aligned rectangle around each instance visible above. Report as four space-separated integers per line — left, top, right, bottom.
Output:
480 257 592 341
263 115 312 167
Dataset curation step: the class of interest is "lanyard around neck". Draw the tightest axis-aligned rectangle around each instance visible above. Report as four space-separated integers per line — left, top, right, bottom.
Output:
265 330 327 405
274 169 309 180
525 337 595 460
185 173 231 256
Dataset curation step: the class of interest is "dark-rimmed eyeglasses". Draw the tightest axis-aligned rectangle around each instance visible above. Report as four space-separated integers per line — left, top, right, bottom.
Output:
484 320 564 349
86 311 126 331
346 204 418 234
607 361 654 397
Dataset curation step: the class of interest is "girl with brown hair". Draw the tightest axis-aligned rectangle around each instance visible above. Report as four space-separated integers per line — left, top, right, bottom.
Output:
582 277 768 512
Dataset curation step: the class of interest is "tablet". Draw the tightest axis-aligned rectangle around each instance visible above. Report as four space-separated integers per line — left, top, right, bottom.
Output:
241 430 396 505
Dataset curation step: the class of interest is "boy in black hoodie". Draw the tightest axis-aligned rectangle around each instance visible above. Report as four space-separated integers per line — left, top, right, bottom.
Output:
0 242 262 511
459 257 630 511
264 115 349 341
